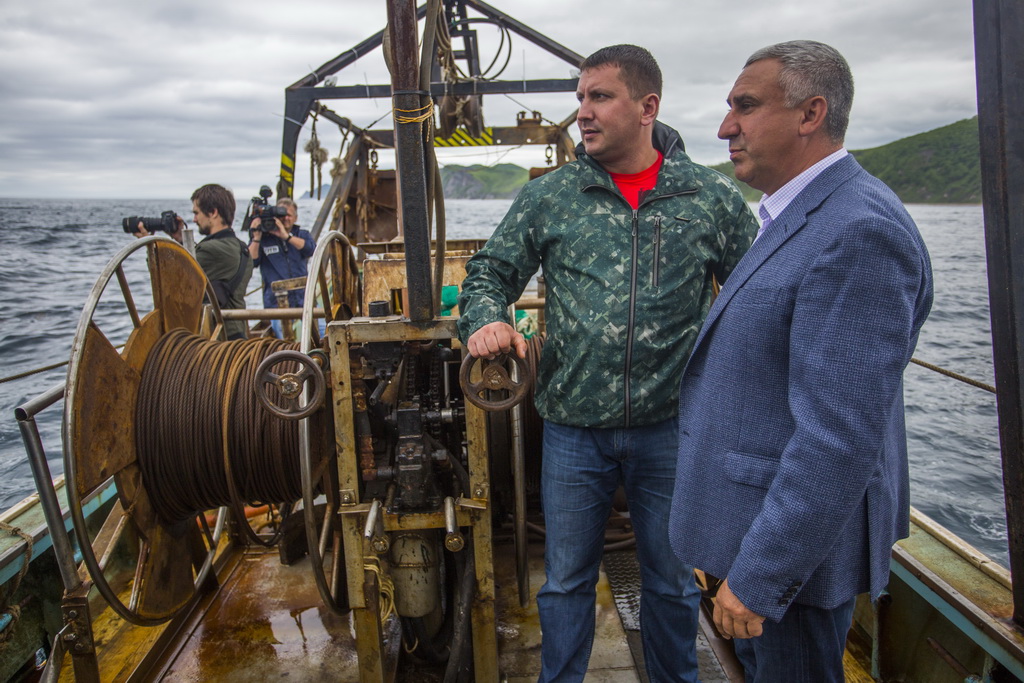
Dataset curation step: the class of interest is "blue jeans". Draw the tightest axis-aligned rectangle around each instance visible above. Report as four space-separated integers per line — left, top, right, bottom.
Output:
732 596 856 683
537 419 700 683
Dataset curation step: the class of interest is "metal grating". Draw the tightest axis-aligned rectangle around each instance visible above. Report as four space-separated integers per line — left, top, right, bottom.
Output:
603 549 733 683
604 550 643 632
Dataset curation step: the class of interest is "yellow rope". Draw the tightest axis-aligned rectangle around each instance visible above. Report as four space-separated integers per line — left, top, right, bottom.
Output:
363 556 396 623
395 101 435 124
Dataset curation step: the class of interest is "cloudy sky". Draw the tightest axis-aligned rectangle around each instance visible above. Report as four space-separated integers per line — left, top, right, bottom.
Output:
0 0 978 199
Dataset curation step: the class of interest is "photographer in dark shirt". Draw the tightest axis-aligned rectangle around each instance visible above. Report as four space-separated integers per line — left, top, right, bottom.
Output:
247 197 315 337
134 184 252 340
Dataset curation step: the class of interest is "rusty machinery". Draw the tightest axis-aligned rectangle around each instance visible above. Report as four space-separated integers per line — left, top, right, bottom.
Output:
58 224 536 683
56 1 572 679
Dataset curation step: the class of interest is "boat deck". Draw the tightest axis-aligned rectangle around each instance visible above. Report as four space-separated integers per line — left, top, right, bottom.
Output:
71 537 739 681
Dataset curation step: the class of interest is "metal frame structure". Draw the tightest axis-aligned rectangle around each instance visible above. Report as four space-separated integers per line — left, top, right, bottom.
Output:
275 0 584 202
328 315 497 682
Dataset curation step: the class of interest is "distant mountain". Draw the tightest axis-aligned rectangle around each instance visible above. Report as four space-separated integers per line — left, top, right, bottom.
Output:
300 165 528 200
306 119 981 204
300 184 331 200
439 163 529 199
711 117 981 204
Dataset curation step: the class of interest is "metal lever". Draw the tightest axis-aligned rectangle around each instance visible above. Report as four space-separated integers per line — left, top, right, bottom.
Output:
363 499 389 553
444 497 465 552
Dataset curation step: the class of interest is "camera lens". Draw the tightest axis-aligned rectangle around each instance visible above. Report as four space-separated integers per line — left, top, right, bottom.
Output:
122 216 141 233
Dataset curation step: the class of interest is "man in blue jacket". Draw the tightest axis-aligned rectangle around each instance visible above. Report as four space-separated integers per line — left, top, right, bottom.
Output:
248 197 315 336
669 41 933 681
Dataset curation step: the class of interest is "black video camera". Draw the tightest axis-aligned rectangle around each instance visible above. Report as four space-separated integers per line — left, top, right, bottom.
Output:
122 210 179 235
252 185 288 232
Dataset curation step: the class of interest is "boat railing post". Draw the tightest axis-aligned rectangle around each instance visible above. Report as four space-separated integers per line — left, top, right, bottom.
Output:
14 384 83 594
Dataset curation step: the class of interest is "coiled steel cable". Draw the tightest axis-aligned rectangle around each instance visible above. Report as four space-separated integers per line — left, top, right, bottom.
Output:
135 329 324 542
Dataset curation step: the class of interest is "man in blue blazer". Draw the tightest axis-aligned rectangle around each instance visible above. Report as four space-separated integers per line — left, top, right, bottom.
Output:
669 41 933 681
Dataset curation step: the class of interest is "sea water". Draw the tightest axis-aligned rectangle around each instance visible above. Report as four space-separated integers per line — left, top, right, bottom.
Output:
0 198 1006 566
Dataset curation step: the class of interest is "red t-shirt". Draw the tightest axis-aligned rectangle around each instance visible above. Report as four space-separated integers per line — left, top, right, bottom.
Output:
608 152 664 209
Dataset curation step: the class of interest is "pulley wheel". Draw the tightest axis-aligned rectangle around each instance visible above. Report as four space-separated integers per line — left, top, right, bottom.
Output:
295 230 361 613
63 236 226 626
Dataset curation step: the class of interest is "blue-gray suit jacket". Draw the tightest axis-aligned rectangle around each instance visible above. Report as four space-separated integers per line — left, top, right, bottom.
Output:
668 155 933 622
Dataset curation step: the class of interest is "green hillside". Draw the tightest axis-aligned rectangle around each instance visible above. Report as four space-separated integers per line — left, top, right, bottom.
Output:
440 163 529 199
711 117 981 204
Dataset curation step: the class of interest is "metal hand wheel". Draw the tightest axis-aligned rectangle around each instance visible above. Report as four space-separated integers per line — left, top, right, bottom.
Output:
459 352 532 412
255 349 327 420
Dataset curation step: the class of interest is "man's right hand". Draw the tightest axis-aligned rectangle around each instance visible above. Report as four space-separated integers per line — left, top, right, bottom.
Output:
713 578 765 640
467 321 527 360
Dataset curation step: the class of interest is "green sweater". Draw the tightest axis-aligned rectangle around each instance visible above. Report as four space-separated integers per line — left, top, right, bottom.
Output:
195 229 253 339
457 150 758 427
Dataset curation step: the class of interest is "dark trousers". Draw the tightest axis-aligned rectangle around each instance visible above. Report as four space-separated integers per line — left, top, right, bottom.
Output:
732 596 857 683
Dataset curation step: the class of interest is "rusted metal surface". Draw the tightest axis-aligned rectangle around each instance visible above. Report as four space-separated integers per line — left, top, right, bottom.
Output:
337 317 461 344
462 381 499 681
220 307 325 321
160 548 366 682
898 521 1019 627
342 166 400 246
883 519 1024 681
70 323 139 498
361 255 472 314
364 123 566 148
123 311 163 373
148 241 206 335
386 0 433 322
135 524 202 621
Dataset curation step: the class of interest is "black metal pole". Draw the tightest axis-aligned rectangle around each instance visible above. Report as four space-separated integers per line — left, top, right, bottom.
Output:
387 0 434 321
277 90 316 199
973 0 1024 626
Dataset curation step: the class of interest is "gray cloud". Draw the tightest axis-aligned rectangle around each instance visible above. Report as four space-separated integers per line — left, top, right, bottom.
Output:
0 0 978 198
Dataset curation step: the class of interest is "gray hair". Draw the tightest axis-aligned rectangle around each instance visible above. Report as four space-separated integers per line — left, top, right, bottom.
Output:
745 40 854 143
276 197 298 214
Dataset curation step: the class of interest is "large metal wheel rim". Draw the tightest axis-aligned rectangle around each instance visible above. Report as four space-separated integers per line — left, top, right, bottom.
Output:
299 231 351 612
62 235 224 626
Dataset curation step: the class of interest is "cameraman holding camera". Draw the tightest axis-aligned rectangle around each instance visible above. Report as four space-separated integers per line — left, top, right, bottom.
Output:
131 184 253 340
247 197 316 336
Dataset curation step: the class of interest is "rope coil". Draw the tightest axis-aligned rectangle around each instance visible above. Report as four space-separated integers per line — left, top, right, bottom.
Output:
135 330 324 526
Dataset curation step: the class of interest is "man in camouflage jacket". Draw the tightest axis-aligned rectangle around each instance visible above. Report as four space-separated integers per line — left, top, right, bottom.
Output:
457 45 757 682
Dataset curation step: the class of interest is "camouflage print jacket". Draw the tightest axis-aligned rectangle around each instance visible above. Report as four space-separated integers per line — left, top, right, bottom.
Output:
457 144 758 428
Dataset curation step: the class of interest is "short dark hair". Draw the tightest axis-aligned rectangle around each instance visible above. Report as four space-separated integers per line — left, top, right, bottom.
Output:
745 40 854 143
580 44 662 100
191 184 235 227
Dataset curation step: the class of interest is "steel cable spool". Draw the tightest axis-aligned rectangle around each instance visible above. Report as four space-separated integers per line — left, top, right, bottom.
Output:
62 236 341 626
135 330 325 546
63 236 235 626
